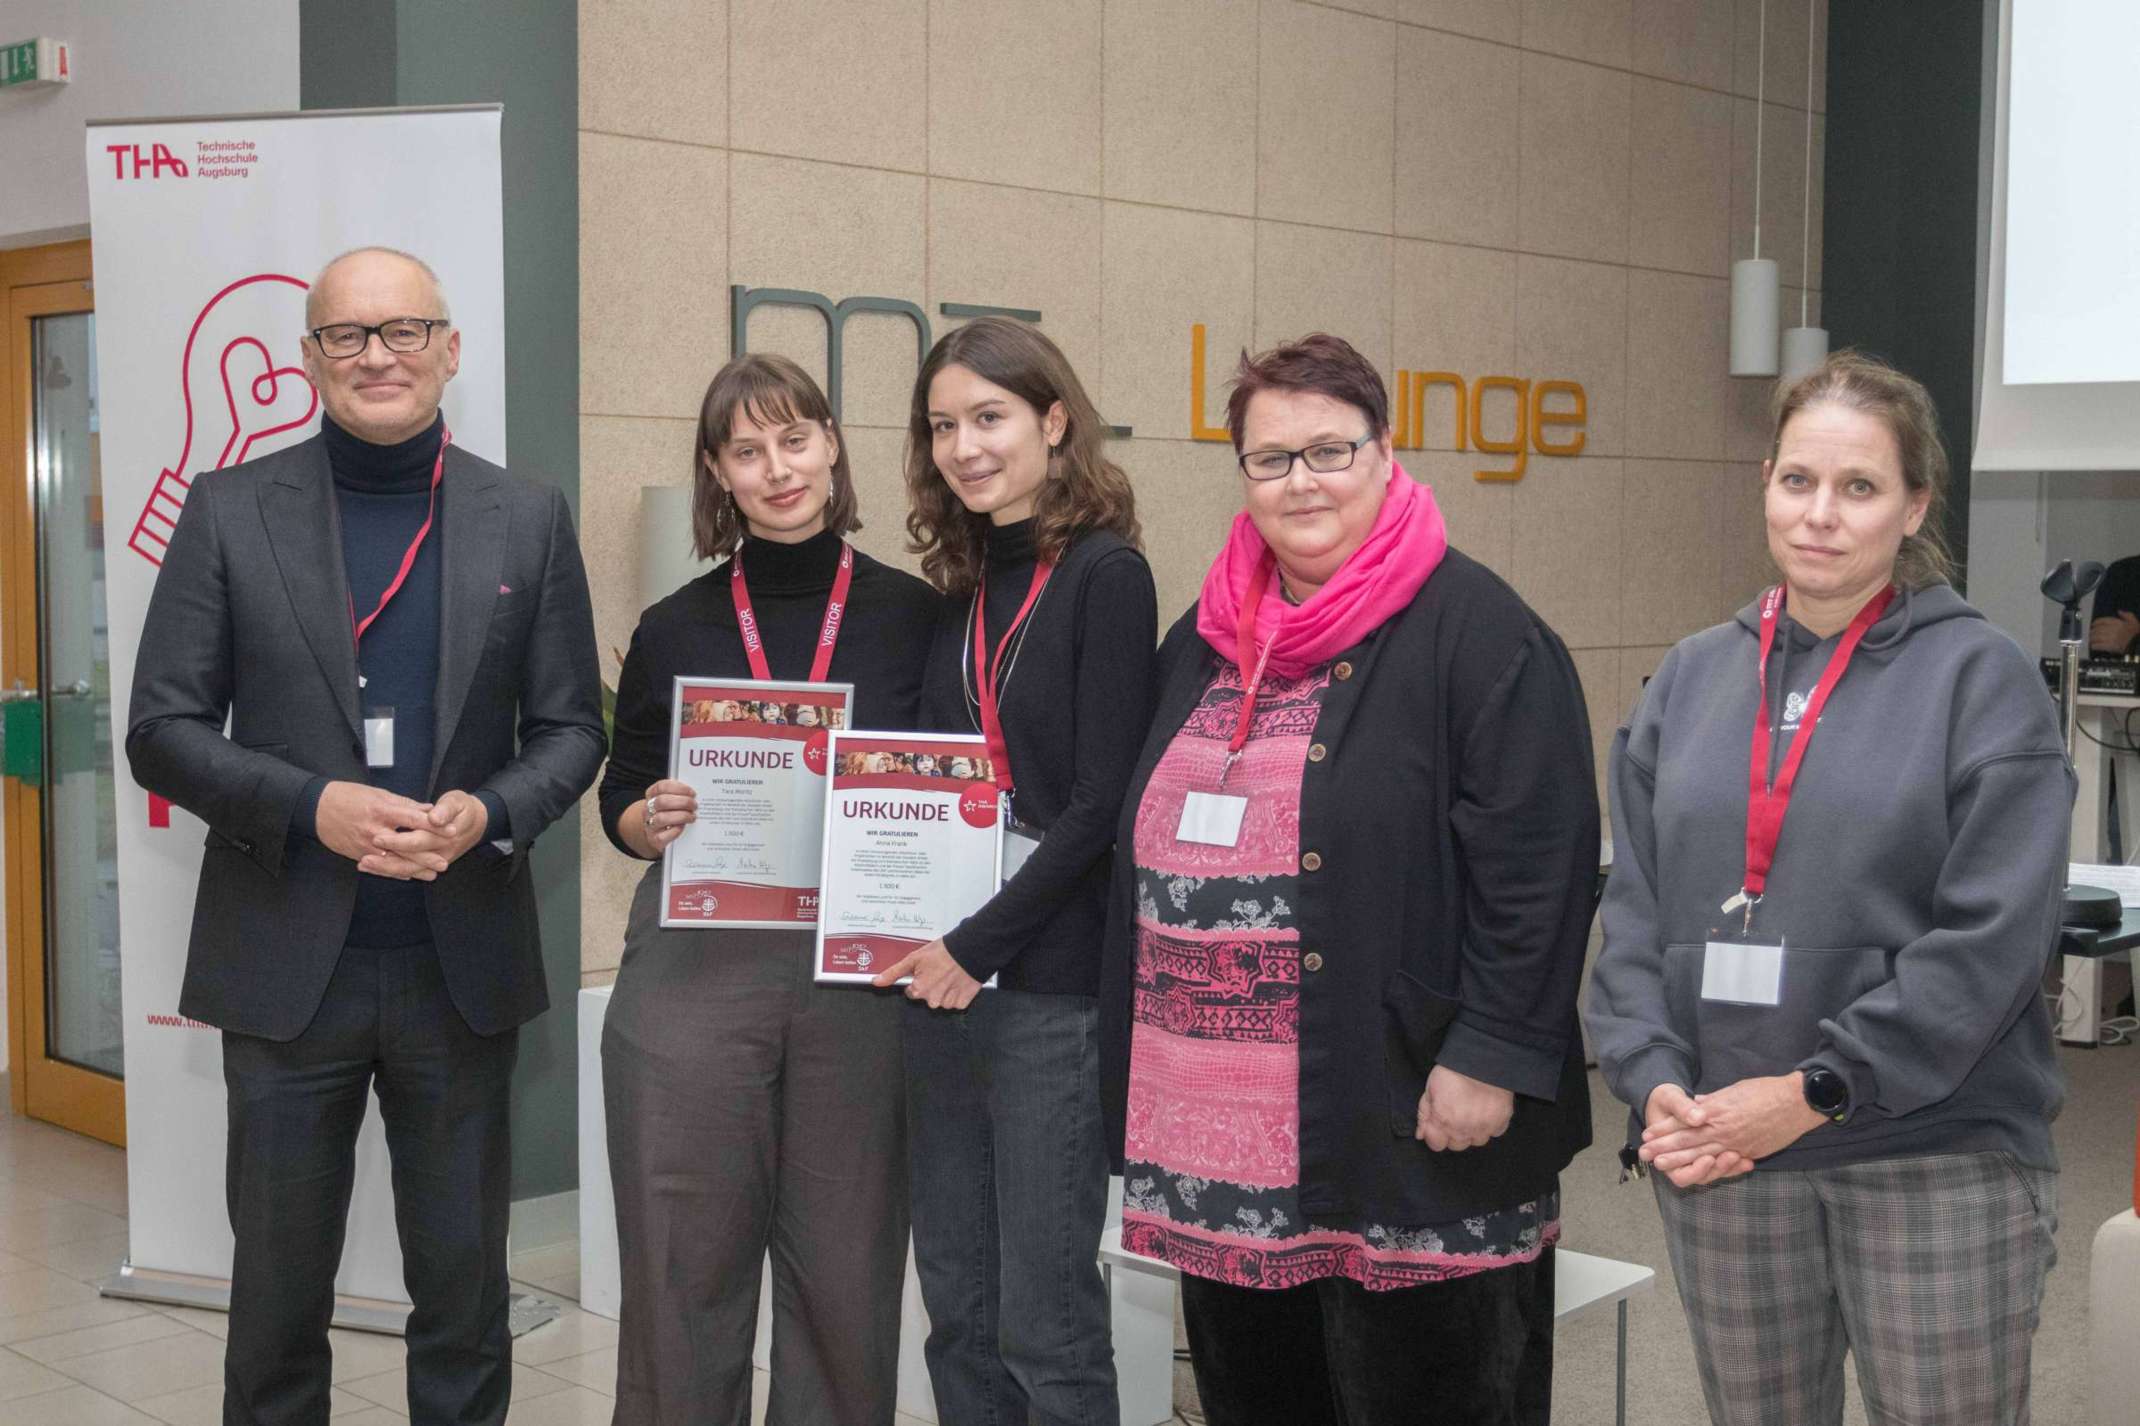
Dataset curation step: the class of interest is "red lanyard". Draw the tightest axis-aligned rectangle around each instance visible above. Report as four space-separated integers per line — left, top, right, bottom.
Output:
350 424 450 650
731 539 855 683
1743 583 1894 900
1223 553 1282 781
972 561 1056 794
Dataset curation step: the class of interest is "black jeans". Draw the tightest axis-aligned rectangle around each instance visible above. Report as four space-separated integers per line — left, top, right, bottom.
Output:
1180 1248 1555 1426
904 990 1119 1426
221 940 517 1426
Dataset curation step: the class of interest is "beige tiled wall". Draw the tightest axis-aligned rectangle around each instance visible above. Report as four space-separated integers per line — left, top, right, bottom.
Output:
576 0 1825 976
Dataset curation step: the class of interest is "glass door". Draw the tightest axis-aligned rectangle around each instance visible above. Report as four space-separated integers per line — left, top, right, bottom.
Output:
3 245 123 1145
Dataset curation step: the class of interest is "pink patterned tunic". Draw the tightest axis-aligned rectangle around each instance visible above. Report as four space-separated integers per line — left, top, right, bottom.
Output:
1120 660 1557 1291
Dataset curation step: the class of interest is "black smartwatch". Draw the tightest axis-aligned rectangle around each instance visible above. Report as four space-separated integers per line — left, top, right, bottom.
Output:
1802 1066 1850 1123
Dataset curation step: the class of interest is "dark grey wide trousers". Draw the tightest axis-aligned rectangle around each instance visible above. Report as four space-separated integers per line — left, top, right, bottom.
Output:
603 867 909 1426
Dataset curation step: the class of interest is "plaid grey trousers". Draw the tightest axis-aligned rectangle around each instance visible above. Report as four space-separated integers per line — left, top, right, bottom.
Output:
1654 1151 2058 1426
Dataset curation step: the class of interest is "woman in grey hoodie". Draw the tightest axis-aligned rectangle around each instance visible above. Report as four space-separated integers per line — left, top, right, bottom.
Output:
1587 351 2070 1426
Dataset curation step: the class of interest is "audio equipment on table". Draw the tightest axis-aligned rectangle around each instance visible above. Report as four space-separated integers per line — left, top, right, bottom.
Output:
2083 658 2140 696
2047 655 2140 697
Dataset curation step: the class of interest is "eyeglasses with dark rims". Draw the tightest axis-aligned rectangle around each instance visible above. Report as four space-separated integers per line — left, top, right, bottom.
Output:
306 317 451 359
1237 433 1374 481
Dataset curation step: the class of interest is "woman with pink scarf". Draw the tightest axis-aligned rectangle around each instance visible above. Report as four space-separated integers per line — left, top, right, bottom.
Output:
1098 335 1599 1424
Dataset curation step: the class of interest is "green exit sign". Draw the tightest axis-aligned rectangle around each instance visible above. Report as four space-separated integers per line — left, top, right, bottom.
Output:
1 38 71 90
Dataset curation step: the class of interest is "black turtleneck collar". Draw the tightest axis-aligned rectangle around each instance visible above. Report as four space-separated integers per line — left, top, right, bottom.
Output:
734 525 845 592
321 411 447 493
985 517 1038 569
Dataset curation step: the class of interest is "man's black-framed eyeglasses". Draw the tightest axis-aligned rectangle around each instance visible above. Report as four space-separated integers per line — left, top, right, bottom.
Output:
307 317 451 359
1238 433 1374 481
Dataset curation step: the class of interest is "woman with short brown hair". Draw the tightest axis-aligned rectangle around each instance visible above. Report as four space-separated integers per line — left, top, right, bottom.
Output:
877 317 1155 1425
597 352 941 1425
1098 332 1598 1425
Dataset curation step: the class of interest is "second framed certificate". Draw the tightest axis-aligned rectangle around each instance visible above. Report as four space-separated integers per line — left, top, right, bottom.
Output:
661 677 853 929
814 730 1003 983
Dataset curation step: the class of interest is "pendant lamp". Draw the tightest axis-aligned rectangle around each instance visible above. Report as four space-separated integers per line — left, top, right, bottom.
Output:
1780 0 1828 383
1730 0 1781 377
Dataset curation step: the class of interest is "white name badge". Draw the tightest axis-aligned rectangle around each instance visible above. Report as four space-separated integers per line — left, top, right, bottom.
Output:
1176 790 1248 848
363 710 395 769
1000 822 1042 882
1701 940 1784 1006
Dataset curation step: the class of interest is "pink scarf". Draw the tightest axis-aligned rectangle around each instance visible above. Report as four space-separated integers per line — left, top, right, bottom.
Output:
1196 461 1448 677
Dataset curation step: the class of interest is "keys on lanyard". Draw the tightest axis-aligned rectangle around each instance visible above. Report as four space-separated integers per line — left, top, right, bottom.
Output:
1730 582 1895 933
731 540 855 683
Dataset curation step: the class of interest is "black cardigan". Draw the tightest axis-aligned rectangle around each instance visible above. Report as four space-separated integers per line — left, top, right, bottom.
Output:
1099 548 1597 1224
921 522 1158 993
599 530 942 854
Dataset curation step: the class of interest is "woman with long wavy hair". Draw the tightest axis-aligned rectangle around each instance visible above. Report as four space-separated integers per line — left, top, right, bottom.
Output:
872 317 1155 1425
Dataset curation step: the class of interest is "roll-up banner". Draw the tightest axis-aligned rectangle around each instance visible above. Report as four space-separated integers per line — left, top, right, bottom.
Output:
85 106 506 1314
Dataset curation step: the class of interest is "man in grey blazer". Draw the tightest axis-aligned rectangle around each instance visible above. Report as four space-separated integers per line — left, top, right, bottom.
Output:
127 247 604 1426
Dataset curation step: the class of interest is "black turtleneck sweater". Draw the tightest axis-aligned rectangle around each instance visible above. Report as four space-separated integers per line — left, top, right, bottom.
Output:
598 528 942 857
919 520 1157 993
289 412 505 948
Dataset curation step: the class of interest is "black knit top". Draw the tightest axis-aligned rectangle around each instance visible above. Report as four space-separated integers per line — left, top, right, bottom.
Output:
599 528 941 855
921 519 1158 992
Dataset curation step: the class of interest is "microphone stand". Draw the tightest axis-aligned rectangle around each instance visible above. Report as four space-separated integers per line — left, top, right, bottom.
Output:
2044 559 2120 927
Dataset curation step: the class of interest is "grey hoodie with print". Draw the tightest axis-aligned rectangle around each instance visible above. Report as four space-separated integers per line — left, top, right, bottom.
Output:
1586 584 2072 1172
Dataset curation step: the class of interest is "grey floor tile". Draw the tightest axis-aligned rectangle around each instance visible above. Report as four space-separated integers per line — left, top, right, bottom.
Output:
533 1347 615 1396
0 1345 77 1402
0 1383 159 1424
0 1300 155 1348
509 1311 619 1368
49 1330 226 1403
11 1313 197 1365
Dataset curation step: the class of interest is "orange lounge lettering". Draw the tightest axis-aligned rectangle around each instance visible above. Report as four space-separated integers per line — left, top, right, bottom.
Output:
1189 324 1232 441
1191 326 1588 482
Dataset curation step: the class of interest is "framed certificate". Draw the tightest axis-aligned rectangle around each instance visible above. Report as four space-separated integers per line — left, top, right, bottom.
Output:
814 730 1004 983
660 677 854 929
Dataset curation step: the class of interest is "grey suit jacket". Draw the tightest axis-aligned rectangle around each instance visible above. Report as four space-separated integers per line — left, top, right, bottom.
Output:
126 434 606 1040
